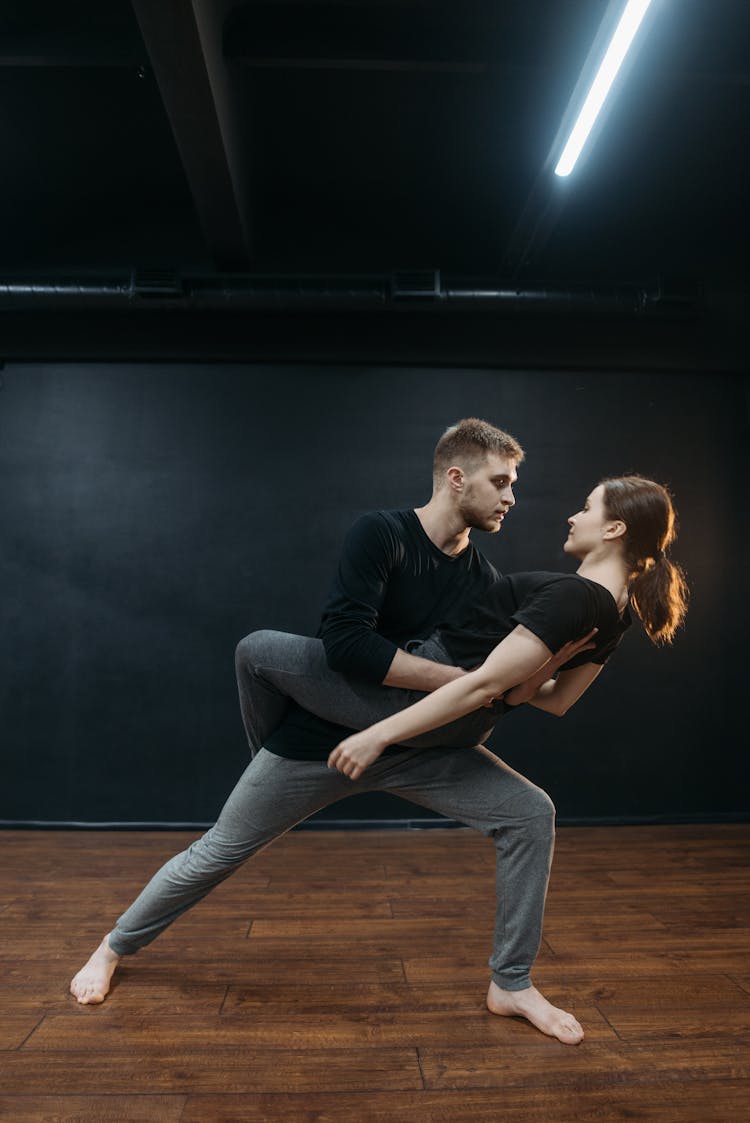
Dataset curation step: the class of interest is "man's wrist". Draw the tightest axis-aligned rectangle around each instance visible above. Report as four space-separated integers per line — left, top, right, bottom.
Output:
429 663 466 688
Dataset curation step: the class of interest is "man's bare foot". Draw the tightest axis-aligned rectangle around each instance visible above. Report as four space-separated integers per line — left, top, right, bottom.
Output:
486 980 584 1045
69 935 120 1005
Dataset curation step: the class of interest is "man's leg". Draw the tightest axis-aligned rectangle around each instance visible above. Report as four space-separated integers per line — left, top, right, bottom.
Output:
235 629 502 755
69 750 354 1003
369 744 583 1045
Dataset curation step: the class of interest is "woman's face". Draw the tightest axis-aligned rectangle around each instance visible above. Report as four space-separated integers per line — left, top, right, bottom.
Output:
563 484 609 558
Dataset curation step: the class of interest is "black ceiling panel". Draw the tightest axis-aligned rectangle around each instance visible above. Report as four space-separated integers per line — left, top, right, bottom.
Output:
0 0 747 294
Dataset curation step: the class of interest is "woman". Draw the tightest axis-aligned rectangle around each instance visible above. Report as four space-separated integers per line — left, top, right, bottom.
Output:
70 474 687 1046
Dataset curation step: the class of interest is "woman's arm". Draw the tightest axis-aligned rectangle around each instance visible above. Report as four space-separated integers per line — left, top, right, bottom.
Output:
505 661 603 715
328 625 554 779
494 628 597 710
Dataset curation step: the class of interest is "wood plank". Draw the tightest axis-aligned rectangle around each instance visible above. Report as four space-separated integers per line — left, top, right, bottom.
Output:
22 1008 617 1051
542 910 670 932
178 1082 750 1123
542 927 750 955
248 917 491 940
0 1097 187 1122
222 980 485 1014
0 1048 424 1094
597 1004 750 1042
0 918 253 955
98 953 408 984
419 1038 750 1090
0 1014 43 1050
1 874 271 891
543 947 750 974
606 869 750 890
244 938 498 968
1 978 228 1016
401 946 713 985
403 956 500 984
305 875 496 896
646 903 750 927
381 972 750 1011
575 974 748 1005
391 895 673 919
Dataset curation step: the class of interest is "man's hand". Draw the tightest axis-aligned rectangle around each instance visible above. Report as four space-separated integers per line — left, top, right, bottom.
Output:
328 730 389 781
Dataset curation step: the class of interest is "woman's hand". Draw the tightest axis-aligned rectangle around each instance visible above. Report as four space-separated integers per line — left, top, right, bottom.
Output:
328 730 389 780
503 627 598 707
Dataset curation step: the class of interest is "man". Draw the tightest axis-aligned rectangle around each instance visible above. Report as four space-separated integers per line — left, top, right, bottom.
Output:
70 418 586 1044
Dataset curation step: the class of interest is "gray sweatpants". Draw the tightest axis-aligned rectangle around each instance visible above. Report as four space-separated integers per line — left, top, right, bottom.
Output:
108 631 555 992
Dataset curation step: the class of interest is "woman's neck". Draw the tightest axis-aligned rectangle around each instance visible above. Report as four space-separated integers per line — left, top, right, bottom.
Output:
576 556 630 614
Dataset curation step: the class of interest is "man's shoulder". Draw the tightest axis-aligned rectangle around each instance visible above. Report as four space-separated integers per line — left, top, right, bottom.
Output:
356 507 412 524
341 509 415 564
347 508 414 538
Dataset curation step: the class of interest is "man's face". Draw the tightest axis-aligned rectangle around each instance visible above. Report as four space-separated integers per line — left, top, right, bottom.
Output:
458 453 518 533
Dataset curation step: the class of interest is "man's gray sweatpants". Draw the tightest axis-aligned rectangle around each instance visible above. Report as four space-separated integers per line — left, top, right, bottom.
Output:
107 631 555 992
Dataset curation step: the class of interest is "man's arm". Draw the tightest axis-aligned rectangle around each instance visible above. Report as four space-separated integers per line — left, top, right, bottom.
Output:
381 648 467 690
319 513 463 691
317 514 401 681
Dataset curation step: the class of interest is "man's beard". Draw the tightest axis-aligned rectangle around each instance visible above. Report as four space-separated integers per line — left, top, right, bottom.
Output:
459 497 502 533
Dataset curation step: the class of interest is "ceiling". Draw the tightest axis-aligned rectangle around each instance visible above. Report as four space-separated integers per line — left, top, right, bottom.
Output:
0 0 748 363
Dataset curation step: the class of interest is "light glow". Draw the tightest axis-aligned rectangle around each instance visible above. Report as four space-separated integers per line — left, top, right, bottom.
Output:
555 0 653 177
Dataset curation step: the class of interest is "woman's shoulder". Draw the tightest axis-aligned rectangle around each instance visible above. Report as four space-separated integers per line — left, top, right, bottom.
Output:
506 570 586 597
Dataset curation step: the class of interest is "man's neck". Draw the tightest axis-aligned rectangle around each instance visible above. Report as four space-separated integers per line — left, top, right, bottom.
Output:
413 498 471 557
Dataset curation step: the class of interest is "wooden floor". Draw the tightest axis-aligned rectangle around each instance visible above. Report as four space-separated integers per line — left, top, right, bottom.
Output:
0 823 749 1122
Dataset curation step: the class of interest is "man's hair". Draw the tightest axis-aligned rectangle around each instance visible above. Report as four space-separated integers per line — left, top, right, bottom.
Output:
432 418 524 486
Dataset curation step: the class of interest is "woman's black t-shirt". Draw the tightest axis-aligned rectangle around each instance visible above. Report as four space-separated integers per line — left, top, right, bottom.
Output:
435 571 631 671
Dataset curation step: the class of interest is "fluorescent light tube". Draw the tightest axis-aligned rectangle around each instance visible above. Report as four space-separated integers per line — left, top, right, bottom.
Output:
555 0 653 177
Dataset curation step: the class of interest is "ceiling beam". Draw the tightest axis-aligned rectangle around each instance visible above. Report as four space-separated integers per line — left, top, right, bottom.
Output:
129 0 252 269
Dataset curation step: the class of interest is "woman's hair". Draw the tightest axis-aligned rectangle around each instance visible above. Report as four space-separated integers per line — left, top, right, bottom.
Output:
433 418 525 485
601 475 689 645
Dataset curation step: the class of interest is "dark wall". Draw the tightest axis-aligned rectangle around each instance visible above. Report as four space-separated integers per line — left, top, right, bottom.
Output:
1 361 747 825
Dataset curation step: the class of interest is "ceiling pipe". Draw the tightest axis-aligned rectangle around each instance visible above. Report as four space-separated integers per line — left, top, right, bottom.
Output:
0 270 701 317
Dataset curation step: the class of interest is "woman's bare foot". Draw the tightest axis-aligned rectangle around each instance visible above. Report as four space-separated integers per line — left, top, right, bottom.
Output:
69 935 121 1005
486 980 584 1045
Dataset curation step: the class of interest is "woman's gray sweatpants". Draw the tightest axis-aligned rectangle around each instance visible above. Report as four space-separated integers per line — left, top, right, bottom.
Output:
107 631 555 992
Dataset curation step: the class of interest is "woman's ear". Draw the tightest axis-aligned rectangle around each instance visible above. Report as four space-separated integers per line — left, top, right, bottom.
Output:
603 520 627 542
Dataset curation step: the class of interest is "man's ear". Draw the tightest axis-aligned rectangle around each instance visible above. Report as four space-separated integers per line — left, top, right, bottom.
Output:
603 520 627 542
446 466 464 492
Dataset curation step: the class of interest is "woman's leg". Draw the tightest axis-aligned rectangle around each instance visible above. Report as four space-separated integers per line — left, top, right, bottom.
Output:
235 629 502 755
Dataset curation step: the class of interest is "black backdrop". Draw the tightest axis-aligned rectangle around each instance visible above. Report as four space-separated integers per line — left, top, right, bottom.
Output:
1 362 747 825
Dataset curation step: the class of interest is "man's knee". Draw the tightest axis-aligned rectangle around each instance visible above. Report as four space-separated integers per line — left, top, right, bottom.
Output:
497 783 556 831
235 629 287 674
527 785 555 822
